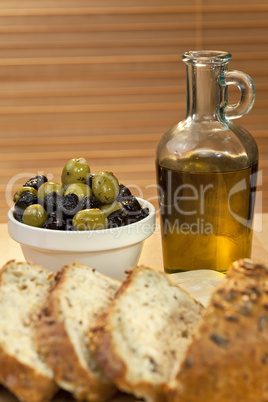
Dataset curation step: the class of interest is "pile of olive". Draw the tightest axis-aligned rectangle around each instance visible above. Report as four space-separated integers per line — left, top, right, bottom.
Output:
13 158 149 231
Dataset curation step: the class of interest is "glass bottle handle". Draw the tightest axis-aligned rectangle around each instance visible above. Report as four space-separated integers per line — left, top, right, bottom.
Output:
219 70 255 120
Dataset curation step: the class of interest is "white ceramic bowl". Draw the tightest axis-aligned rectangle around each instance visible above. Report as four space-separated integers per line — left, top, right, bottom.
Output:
8 198 155 280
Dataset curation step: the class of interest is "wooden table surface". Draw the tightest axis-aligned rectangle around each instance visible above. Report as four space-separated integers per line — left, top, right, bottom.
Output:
0 214 268 401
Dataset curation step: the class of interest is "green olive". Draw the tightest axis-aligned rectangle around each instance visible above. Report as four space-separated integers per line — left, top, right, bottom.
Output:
61 158 90 186
92 171 120 204
73 208 108 230
13 187 38 203
100 201 122 217
22 204 48 228
64 183 92 201
38 182 63 202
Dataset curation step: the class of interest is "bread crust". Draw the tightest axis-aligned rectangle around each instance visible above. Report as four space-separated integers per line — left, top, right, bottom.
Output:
0 346 58 402
167 259 268 402
36 264 117 402
0 260 57 402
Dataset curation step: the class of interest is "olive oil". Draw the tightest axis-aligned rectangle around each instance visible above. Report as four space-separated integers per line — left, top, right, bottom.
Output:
156 162 258 273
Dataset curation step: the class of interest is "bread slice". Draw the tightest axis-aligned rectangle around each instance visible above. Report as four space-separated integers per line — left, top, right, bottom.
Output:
90 266 204 402
0 260 57 402
36 262 121 402
167 259 268 402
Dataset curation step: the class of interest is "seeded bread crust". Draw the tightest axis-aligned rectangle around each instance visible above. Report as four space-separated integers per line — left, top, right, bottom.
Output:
36 262 120 402
0 260 58 402
90 266 204 402
167 259 268 402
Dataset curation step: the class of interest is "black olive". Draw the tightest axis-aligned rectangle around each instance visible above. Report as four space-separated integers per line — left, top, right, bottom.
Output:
65 221 75 231
80 195 101 210
108 205 149 228
107 209 129 228
86 173 94 188
128 207 149 224
42 192 63 215
13 210 23 223
14 192 38 220
43 211 66 230
62 193 80 218
116 184 132 201
120 195 142 214
23 175 48 190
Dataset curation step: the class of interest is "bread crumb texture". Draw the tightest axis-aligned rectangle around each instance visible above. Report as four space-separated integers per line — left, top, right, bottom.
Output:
36 262 120 402
92 266 203 401
59 264 120 375
0 261 55 376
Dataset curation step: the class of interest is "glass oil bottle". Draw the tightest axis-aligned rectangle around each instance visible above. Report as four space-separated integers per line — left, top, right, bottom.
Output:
156 51 258 273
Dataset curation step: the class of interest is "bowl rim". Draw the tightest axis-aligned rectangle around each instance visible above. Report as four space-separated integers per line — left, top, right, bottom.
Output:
8 197 156 252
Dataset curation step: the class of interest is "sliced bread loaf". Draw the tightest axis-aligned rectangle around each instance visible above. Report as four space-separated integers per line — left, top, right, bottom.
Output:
35 262 121 402
90 266 204 402
167 259 268 402
0 260 57 402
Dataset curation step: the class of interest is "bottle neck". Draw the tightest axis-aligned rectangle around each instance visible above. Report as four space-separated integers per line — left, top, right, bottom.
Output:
185 63 227 121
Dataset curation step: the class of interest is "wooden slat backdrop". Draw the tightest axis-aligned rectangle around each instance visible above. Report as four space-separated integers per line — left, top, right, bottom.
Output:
1 0 268 222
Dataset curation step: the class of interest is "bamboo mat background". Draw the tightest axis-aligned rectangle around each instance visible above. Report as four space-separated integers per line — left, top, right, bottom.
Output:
1 0 268 222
